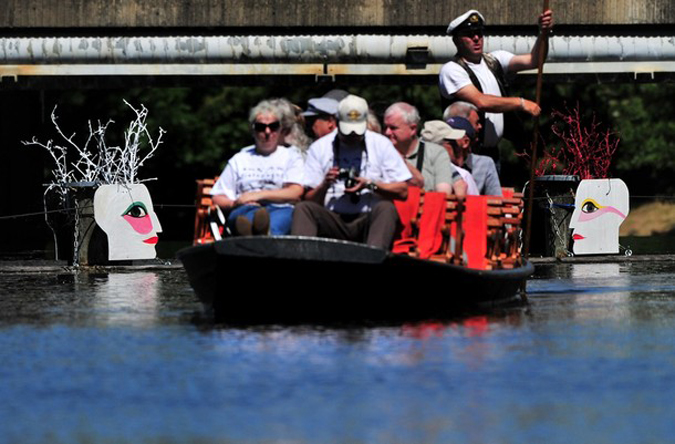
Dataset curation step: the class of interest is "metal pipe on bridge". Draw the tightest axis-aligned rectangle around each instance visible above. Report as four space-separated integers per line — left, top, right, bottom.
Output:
1 34 675 77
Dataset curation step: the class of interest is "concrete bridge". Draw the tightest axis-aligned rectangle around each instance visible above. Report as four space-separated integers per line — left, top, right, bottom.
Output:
1 0 675 87
2 0 673 29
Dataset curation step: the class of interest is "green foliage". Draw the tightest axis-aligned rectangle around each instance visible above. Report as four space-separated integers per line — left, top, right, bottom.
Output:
509 82 675 195
50 80 675 197
605 85 675 191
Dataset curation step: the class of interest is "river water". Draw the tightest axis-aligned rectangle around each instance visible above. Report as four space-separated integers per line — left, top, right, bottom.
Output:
1 261 675 444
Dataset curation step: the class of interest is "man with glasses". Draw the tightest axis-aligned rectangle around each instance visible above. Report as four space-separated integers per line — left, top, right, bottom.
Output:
302 97 339 140
438 9 553 166
446 116 502 196
291 95 411 250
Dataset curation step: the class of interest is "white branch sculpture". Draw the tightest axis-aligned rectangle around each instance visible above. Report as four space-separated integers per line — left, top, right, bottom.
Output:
24 100 165 192
23 101 165 265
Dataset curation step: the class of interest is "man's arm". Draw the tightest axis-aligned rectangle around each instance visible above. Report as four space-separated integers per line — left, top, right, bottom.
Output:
404 159 425 188
235 184 304 206
212 194 236 210
452 179 467 198
211 162 237 210
455 84 541 117
343 178 408 201
507 9 553 72
435 182 452 195
375 180 408 201
431 145 456 196
304 167 339 204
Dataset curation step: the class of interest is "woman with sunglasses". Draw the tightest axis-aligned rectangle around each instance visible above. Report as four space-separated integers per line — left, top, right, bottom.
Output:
211 99 304 236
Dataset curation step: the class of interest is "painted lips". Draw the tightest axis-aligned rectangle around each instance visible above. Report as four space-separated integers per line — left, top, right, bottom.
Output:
143 236 159 244
573 234 585 240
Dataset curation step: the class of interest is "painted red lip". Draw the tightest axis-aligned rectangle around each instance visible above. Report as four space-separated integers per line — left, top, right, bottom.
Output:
573 234 585 240
143 236 159 244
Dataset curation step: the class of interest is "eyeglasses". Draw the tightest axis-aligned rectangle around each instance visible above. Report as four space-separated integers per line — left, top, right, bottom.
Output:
457 29 484 39
253 121 281 132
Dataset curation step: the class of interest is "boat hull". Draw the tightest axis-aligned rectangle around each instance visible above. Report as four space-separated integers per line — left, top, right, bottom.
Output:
178 236 534 325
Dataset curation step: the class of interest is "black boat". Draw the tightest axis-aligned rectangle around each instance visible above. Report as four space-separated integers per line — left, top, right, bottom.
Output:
178 235 534 325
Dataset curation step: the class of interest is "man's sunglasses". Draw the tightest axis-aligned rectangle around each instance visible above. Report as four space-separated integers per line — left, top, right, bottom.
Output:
457 29 484 38
253 121 281 132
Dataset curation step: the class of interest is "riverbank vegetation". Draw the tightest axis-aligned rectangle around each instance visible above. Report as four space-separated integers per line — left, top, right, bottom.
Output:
14 80 674 243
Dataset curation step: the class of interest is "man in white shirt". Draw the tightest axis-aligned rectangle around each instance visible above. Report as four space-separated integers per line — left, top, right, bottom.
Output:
438 9 553 164
291 95 411 249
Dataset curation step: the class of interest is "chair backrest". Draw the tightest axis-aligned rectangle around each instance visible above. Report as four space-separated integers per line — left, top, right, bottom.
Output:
485 192 524 269
393 190 524 270
393 190 464 264
193 177 218 245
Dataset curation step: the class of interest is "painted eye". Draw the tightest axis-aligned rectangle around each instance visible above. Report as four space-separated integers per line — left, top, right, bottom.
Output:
581 201 600 214
123 202 148 218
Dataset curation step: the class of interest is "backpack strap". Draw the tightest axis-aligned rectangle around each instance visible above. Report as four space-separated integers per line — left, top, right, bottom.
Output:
415 141 426 172
441 53 510 147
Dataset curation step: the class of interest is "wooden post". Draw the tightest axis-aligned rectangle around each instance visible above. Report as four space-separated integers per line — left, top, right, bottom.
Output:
521 0 551 299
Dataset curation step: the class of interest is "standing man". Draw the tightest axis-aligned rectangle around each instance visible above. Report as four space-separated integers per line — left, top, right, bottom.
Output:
383 102 467 197
292 95 411 249
439 9 554 165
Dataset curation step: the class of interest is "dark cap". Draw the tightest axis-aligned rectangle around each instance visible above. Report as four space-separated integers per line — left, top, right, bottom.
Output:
446 116 476 139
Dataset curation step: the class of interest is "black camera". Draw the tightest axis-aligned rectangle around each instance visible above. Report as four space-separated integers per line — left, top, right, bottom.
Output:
337 167 358 189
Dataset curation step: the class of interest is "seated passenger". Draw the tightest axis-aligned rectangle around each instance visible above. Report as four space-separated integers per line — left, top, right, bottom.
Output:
446 116 502 196
291 94 411 249
302 97 339 141
211 100 304 236
420 120 479 196
384 102 467 197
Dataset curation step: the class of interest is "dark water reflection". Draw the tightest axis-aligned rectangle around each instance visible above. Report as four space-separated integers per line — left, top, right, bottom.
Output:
1 263 675 443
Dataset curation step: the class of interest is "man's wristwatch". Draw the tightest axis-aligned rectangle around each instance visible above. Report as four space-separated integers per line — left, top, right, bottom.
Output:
367 180 378 192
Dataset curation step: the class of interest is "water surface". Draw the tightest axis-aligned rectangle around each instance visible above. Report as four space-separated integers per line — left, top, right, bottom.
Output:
1 262 675 444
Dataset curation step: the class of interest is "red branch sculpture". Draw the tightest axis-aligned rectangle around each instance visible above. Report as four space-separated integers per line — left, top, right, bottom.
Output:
532 104 620 179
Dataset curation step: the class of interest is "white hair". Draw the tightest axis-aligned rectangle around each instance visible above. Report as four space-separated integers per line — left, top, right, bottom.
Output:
443 101 478 121
271 98 311 151
384 102 420 125
248 99 281 124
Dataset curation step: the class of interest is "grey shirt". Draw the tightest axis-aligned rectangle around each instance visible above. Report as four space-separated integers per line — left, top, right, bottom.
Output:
465 153 502 196
405 140 459 192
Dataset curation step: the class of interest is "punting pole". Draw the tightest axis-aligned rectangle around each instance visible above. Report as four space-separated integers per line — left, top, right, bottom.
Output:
521 0 551 299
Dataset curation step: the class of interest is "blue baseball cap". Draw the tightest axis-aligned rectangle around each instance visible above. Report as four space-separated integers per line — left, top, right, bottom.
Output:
446 116 476 139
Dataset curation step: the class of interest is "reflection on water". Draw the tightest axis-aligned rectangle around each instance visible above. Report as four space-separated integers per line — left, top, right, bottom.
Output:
0 270 198 328
93 273 160 326
1 264 675 443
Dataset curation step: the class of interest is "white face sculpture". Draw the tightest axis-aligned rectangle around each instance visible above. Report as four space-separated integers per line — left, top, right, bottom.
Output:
94 184 162 260
569 179 629 255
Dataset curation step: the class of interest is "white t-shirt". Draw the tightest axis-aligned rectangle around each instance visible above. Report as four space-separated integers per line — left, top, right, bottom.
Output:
304 130 412 214
211 145 304 204
455 165 479 196
438 50 514 148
